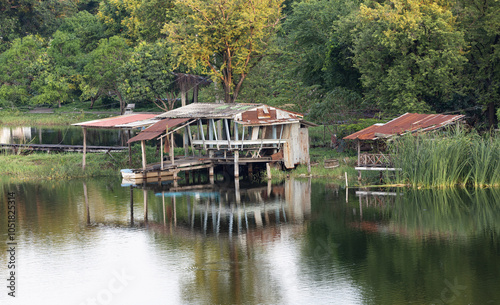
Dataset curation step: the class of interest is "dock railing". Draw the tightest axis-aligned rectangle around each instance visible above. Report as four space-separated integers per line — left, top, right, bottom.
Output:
358 153 393 167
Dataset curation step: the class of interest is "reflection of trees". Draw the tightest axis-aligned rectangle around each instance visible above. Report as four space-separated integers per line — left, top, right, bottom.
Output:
304 187 500 305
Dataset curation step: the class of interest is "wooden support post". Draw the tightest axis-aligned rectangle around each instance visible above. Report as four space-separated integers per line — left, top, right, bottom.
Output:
141 140 147 171
82 127 87 170
173 171 178 187
160 137 164 170
128 129 132 166
248 163 253 176
183 126 188 156
357 139 362 181
234 121 239 149
209 166 214 184
170 133 174 165
217 120 222 148
224 119 231 148
198 119 206 150
187 124 195 156
266 162 272 180
234 150 239 178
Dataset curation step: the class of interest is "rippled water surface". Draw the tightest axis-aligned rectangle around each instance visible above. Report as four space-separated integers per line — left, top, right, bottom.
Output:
1 178 499 304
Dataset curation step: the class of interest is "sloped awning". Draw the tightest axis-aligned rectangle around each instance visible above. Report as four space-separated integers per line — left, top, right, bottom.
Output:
72 114 159 129
344 113 465 141
127 118 191 143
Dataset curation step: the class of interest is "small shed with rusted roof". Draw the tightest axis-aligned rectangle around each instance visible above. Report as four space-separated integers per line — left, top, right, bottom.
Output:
344 113 465 176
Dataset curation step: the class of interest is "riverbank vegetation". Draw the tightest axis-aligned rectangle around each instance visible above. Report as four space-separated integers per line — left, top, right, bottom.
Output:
0 143 160 181
387 128 500 188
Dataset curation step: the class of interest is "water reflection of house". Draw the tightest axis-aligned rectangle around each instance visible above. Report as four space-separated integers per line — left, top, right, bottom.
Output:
150 179 311 237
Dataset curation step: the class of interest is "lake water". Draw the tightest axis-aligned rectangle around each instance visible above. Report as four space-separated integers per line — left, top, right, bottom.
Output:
0 177 499 304
0 126 124 146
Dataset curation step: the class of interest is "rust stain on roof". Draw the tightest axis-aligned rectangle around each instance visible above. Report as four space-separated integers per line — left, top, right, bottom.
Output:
344 113 465 141
73 114 158 128
128 118 190 143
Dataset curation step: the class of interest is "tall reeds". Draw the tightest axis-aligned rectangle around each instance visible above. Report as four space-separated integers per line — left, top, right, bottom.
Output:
386 126 500 188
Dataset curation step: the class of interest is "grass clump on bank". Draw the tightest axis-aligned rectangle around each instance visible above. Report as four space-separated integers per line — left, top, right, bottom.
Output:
386 126 500 188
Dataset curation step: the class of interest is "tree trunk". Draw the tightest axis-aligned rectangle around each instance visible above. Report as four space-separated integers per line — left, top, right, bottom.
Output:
117 91 126 115
487 102 497 128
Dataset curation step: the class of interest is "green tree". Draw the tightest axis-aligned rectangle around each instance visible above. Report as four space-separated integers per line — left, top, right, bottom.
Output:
82 36 131 113
456 0 500 127
283 0 360 91
0 35 44 107
345 0 467 114
97 0 175 43
122 41 178 110
164 0 284 103
30 30 82 107
58 10 106 53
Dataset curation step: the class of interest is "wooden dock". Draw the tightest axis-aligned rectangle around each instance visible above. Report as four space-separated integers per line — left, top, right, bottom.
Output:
0 143 127 153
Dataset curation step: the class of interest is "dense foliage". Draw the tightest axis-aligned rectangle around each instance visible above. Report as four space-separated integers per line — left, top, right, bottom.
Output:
0 0 498 126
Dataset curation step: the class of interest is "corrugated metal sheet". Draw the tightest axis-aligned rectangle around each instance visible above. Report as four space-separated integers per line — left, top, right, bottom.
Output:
157 103 260 119
128 118 190 143
238 118 301 126
344 113 465 141
73 114 158 128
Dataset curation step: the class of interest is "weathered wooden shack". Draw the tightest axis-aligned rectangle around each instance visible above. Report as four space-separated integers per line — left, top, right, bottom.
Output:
125 103 316 184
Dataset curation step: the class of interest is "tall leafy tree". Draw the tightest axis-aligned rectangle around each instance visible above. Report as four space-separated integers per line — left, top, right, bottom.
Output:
58 10 106 53
0 35 44 107
82 36 131 113
345 0 467 114
456 0 500 127
164 0 284 103
122 41 178 110
284 0 360 91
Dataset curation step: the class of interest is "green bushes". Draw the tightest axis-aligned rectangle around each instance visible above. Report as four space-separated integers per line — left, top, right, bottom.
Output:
387 127 500 188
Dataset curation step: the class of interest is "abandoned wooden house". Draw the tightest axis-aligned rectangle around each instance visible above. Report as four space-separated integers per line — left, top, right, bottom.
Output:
343 113 465 179
122 103 316 185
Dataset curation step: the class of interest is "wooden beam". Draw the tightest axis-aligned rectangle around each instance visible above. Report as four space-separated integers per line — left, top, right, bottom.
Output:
128 129 132 166
224 119 231 149
160 137 164 170
198 119 206 150
187 124 195 156
170 133 175 165
141 140 147 171
82 127 87 170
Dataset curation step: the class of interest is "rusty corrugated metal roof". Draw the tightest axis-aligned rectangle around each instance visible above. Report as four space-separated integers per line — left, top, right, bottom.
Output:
157 103 261 119
344 113 465 140
128 118 190 143
73 114 158 129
